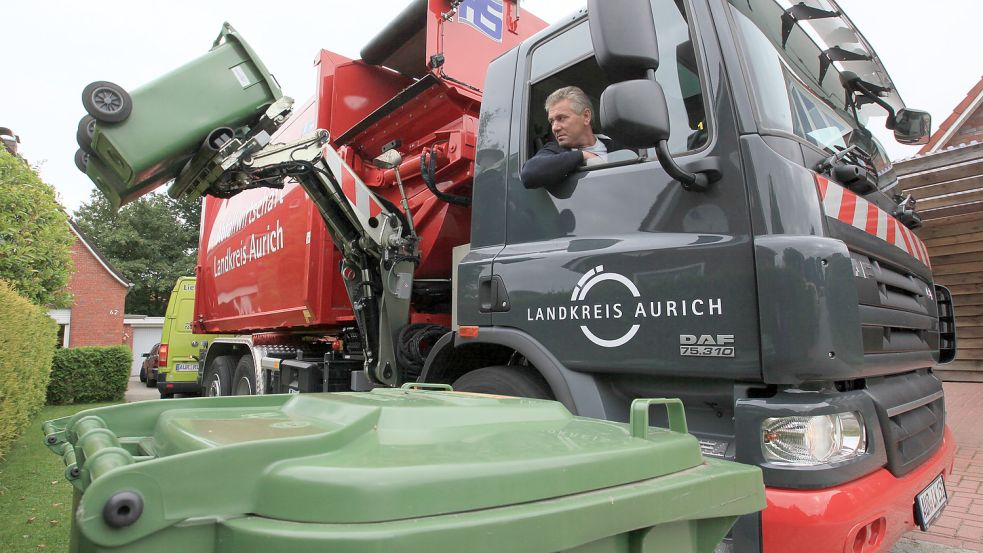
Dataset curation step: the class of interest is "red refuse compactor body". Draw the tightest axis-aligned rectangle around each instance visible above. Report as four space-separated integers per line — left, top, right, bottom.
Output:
194 0 545 337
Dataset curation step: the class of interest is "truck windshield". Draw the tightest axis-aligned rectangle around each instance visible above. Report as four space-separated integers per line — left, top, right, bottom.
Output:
727 0 895 183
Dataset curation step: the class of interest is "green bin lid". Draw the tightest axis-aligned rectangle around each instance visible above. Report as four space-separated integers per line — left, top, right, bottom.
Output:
84 390 704 525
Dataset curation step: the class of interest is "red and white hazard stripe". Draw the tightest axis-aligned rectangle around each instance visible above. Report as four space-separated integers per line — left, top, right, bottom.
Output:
322 145 384 220
816 175 931 268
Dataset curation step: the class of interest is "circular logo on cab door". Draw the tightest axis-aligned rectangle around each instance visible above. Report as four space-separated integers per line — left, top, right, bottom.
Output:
571 265 641 348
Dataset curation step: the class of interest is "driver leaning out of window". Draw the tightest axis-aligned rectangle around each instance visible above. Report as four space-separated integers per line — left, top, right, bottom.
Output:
521 86 626 189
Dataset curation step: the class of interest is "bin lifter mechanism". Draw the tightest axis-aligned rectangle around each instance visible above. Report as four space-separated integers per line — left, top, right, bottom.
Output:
178 98 419 389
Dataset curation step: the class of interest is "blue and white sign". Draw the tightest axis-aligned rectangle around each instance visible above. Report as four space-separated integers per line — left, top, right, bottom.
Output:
458 0 504 42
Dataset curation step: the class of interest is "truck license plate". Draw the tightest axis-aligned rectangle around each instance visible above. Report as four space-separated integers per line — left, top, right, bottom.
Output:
175 363 198 372
915 474 948 530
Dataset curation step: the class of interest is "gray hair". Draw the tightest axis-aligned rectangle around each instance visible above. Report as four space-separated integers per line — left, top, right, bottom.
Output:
545 86 593 115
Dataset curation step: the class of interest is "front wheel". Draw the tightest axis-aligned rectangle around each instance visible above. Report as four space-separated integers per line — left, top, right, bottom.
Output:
451 366 554 400
203 355 236 397
232 356 256 396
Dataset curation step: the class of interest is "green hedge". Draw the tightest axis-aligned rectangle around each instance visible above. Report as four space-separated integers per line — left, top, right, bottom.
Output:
0 280 58 457
46 346 132 405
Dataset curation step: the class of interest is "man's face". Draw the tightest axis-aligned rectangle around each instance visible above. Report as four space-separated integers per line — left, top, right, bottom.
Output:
548 98 593 148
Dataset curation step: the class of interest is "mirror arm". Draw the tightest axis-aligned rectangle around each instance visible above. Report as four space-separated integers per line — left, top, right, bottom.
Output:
851 80 898 129
655 140 709 192
643 68 715 193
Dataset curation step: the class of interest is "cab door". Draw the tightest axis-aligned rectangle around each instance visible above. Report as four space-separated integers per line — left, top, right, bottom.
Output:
491 0 761 381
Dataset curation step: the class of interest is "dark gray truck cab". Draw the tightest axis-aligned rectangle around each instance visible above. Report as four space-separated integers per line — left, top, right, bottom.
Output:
423 0 955 551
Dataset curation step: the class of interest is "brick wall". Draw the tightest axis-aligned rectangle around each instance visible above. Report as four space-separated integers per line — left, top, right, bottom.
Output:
66 239 128 347
123 324 134 349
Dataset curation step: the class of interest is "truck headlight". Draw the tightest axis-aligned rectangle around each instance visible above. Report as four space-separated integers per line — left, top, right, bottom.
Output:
761 412 866 466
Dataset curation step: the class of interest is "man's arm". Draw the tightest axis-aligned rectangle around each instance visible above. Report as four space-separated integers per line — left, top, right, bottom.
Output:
520 142 585 189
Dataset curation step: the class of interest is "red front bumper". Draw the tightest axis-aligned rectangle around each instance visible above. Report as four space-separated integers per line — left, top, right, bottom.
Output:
762 426 955 553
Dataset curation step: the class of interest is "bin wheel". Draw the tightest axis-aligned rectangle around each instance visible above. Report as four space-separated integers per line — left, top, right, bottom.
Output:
76 115 97 154
74 149 89 173
451 366 554 400
82 81 132 123
232 356 256 396
203 355 236 397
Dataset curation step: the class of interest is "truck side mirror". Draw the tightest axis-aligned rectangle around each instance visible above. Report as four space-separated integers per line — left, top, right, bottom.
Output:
599 79 670 149
587 0 659 83
894 109 932 145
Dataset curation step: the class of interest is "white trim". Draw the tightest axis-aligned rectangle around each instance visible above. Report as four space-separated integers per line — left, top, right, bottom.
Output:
67 224 131 287
48 308 71 324
930 90 983 154
48 309 71 347
123 316 165 328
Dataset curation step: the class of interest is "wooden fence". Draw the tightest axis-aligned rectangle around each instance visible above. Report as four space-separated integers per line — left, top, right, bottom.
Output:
896 142 983 381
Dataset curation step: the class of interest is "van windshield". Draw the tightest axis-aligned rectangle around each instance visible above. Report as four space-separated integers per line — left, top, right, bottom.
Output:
727 0 897 183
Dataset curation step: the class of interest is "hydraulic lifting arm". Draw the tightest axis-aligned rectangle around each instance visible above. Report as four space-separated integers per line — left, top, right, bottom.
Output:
179 100 418 388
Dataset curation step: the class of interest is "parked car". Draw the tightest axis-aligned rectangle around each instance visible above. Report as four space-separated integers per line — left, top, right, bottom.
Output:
139 343 160 387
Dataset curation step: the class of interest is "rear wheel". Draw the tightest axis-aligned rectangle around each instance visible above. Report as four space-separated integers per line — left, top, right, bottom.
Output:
74 149 89 173
139 366 147 383
76 115 96 154
203 355 236 397
82 81 132 123
232 356 256 396
451 366 554 400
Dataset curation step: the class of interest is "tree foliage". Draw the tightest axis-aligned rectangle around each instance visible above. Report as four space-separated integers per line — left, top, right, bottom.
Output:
0 150 74 307
72 190 200 316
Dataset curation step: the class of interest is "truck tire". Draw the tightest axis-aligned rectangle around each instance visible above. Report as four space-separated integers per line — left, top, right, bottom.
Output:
451 366 554 400
203 355 236 397
232 356 256 396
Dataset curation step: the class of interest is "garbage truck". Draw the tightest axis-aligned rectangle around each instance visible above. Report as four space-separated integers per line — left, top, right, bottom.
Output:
73 0 956 551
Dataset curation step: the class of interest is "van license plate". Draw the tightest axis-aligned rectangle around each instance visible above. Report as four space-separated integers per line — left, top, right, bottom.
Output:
915 474 948 530
175 363 198 372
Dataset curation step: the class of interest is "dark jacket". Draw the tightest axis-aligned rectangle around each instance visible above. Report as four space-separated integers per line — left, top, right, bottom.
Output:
520 135 626 190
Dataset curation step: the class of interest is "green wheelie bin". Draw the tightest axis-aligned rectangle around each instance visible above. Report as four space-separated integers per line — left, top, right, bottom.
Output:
78 22 282 209
43 387 765 553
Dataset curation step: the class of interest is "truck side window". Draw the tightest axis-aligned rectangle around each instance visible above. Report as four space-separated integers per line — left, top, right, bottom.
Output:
526 0 709 163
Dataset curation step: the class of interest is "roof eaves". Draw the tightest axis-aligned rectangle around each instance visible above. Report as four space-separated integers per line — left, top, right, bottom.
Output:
67 219 133 289
920 75 983 155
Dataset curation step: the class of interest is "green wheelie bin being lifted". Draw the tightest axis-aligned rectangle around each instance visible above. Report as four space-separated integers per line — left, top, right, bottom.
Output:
43 388 764 553
74 22 283 209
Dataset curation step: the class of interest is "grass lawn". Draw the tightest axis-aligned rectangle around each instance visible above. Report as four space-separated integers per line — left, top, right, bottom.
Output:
0 403 116 553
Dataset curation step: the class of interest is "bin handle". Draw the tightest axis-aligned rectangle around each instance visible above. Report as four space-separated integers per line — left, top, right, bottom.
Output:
213 22 237 49
400 383 454 392
630 398 688 437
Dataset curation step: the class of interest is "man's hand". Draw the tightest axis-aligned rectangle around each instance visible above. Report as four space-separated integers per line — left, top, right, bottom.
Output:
582 150 605 167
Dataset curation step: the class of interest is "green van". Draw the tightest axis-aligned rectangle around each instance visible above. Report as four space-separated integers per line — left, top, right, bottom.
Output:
157 277 227 398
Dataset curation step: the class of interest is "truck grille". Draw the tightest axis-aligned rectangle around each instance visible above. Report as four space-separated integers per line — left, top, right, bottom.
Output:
864 370 945 477
936 285 957 364
852 252 938 359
